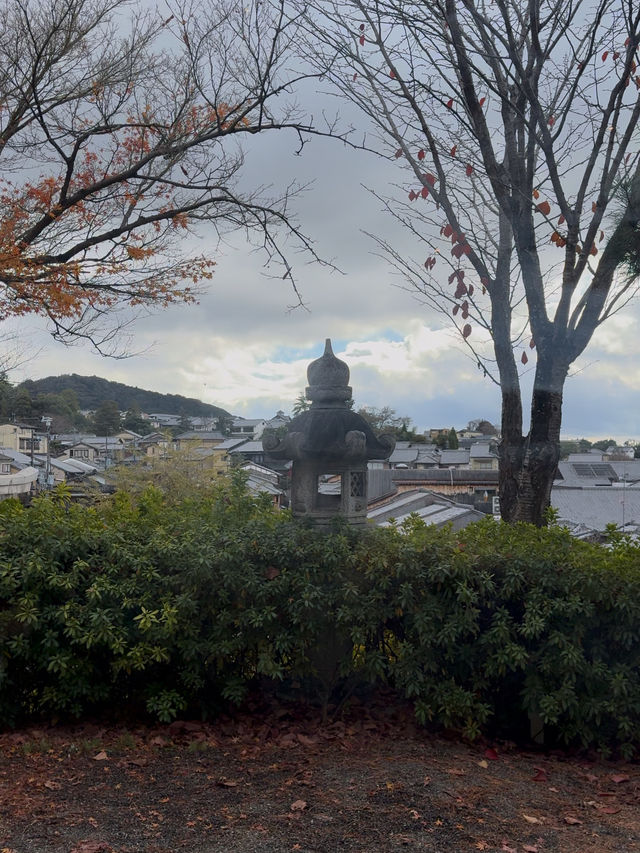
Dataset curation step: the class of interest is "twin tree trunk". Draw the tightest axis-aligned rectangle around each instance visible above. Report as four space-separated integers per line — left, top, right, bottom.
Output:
499 358 568 527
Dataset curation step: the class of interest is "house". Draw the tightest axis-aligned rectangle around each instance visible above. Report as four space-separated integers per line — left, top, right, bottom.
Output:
469 443 499 471
603 445 636 461
437 449 470 468
231 418 267 440
0 452 38 500
0 423 48 455
61 441 102 463
228 439 267 466
239 462 287 508
551 453 640 535
136 432 171 458
264 410 290 430
368 467 499 504
367 488 485 531
147 413 183 429
173 430 226 450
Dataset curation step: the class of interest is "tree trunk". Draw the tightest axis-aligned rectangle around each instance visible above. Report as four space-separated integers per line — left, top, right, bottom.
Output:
512 359 568 526
498 387 526 522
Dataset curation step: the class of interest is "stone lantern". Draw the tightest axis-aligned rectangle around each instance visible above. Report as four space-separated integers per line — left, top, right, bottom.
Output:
263 339 395 526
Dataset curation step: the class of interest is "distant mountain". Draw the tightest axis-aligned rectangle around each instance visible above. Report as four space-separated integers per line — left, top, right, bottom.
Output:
19 374 232 418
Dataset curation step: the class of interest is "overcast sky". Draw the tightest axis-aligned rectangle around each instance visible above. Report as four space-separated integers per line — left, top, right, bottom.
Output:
12 73 640 443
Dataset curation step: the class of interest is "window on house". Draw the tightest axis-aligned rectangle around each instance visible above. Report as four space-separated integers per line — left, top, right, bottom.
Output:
0 463 9 473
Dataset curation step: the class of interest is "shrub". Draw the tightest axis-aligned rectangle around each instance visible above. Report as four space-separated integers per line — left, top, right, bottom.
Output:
0 481 638 756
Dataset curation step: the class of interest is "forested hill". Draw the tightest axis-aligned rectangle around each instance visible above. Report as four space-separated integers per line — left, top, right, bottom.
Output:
19 375 231 418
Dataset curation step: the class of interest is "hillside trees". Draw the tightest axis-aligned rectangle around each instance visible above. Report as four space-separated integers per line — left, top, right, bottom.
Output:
0 0 339 352
300 0 640 525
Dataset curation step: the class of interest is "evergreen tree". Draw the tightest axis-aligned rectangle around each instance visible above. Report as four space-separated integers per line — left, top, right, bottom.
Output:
92 400 121 436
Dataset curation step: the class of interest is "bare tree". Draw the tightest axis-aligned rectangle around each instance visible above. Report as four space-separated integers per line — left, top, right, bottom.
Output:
0 0 341 352
298 0 640 524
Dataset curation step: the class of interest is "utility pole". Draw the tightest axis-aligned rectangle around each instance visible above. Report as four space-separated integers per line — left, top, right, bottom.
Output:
41 416 52 488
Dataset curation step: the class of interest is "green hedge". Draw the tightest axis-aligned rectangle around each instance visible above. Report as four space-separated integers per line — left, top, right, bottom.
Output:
0 478 639 756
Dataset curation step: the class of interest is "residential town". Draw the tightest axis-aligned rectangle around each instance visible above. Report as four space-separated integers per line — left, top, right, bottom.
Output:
1 406 638 541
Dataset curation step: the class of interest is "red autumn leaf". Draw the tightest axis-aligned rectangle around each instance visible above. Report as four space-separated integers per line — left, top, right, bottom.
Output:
536 200 551 215
291 799 307 811
389 69 395 79
352 73 358 81
395 148 403 158
484 748 499 760
451 243 466 259
468 284 474 296
421 186 429 199
359 23 365 30
93 751 108 761
408 190 417 201
625 36 631 45
613 51 620 60
599 229 604 241
417 149 425 160
626 153 631 164
453 304 459 315
424 172 436 185
522 846 539 852
529 337 535 348
611 774 630 784
548 115 555 126
602 50 609 61
592 201 598 212
478 96 486 106
531 767 547 782
454 283 467 299
521 351 528 365
533 188 540 199
480 276 488 286
558 214 565 224
359 34 365 46
443 223 453 238
482 285 486 294
462 323 472 338
450 145 457 157
446 98 453 109
465 163 473 176
448 269 464 283
590 244 598 256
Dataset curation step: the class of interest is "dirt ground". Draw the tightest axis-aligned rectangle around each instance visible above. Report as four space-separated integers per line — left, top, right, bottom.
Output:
1 700 638 853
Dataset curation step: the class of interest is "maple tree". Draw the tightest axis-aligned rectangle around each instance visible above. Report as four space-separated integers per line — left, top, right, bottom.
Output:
299 0 640 524
0 0 334 352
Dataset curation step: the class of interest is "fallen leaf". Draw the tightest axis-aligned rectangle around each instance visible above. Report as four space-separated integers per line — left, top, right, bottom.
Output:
484 748 499 761
290 799 307 811
522 846 538 852
70 843 112 853
44 780 61 790
217 779 238 787
532 768 547 782
598 806 622 814
564 815 582 825
409 808 420 819
93 751 108 761
522 814 542 824
478 759 489 768
611 774 630 784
